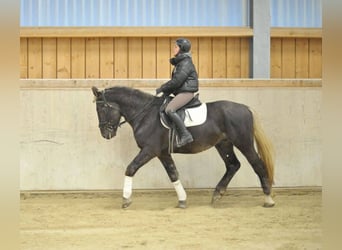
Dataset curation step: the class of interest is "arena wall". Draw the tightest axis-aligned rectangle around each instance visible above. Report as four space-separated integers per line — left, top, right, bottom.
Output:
20 79 321 190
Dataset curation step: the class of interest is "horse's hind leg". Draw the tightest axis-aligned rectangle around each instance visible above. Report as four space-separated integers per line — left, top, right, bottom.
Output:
212 140 241 204
240 146 275 207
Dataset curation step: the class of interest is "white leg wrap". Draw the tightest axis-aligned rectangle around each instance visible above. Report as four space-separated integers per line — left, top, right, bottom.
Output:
123 176 133 199
264 195 275 205
173 180 187 201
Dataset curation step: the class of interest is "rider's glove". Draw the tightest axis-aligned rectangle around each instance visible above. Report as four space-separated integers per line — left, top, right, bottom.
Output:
156 88 162 95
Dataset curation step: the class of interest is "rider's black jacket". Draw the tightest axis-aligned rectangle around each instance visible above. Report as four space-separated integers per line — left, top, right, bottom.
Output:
159 53 198 96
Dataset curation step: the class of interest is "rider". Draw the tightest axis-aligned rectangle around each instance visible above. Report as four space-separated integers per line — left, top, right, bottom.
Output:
156 38 199 147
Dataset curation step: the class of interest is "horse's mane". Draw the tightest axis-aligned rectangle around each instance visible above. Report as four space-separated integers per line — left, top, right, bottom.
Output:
105 86 162 107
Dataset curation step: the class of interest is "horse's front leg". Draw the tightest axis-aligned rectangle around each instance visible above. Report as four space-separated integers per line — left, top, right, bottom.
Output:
122 148 154 209
158 153 187 209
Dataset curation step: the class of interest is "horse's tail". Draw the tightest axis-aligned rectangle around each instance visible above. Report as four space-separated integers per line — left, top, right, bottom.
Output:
251 109 275 186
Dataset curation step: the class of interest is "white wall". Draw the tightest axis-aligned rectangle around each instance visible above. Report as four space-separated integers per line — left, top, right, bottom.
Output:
20 86 321 190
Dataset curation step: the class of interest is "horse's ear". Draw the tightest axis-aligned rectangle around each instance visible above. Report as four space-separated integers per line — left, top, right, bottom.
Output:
92 86 101 98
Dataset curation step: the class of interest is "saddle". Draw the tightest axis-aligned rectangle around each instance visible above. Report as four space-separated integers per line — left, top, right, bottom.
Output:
159 94 204 128
159 94 207 153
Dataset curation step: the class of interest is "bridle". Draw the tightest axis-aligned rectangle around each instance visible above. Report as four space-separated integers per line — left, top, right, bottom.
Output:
95 89 157 132
95 91 122 133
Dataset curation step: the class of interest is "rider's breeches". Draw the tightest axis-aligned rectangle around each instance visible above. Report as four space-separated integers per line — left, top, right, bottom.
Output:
165 92 194 113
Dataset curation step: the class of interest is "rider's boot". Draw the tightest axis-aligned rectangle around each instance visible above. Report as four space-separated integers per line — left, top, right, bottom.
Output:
166 110 193 147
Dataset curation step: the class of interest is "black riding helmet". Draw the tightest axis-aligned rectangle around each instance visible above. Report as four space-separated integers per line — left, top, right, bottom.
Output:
176 38 191 53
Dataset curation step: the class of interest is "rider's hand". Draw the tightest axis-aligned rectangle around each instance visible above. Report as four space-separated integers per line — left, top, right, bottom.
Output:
156 88 162 95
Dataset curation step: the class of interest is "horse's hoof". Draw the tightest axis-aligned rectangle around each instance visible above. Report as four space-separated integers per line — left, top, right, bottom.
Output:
211 194 222 204
176 200 187 209
122 198 132 209
263 202 275 208
211 190 223 204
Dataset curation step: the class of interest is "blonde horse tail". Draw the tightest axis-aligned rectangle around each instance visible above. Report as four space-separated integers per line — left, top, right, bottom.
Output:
251 109 275 186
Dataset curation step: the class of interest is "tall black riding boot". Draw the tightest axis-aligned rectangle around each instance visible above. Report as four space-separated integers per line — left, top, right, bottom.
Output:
167 110 193 147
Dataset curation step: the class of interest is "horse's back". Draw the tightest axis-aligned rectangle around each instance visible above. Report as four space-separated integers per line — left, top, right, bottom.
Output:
207 100 252 119
205 100 254 142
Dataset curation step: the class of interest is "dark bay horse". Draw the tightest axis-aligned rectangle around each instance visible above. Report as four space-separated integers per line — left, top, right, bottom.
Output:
92 86 275 209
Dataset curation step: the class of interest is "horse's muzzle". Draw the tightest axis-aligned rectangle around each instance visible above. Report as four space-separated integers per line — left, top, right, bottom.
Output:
102 132 116 140
100 126 117 139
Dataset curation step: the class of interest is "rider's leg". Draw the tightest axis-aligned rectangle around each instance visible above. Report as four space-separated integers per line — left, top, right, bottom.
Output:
165 92 194 147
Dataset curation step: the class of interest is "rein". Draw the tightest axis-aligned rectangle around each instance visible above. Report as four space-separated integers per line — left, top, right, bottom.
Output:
118 97 156 126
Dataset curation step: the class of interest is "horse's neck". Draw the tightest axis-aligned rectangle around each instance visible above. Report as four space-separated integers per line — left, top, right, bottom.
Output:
111 90 154 124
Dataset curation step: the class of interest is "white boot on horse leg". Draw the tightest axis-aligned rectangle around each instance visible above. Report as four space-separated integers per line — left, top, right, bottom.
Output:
122 176 133 209
173 180 187 208
264 195 275 207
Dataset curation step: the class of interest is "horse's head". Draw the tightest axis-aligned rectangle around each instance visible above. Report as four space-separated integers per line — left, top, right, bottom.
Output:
92 86 121 140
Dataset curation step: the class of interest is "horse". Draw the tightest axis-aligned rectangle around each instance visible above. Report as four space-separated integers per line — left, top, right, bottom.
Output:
91 86 275 209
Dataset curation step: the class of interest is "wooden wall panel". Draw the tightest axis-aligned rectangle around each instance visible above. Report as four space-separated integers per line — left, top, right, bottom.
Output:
42 38 57 78
270 37 321 78
212 37 226 78
128 38 142 78
240 38 250 77
190 38 199 72
309 38 322 78
142 38 157 78
28 38 42 78
295 38 309 78
114 38 128 78
71 38 85 78
226 38 241 78
20 38 28 79
85 38 99 78
19 28 321 80
198 37 212 78
57 38 71 78
271 38 282 78
282 38 296 78
100 38 114 78
156 37 170 78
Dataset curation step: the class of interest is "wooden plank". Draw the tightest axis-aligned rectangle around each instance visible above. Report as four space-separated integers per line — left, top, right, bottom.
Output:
166 37 177 78
57 38 71 78
309 38 322 78
20 27 254 38
281 38 296 78
226 38 241 78
271 28 322 38
20 79 322 89
198 37 212 78
114 38 128 78
71 38 86 78
28 38 42 78
190 38 199 73
142 37 156 78
20 38 28 78
240 38 250 78
156 37 170 78
42 38 57 78
100 38 114 78
212 37 226 78
85 38 100 78
128 38 142 78
271 38 282 78
295 38 309 78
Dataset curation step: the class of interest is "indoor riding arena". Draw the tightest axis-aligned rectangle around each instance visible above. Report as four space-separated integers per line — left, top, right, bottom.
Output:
20 1 322 249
